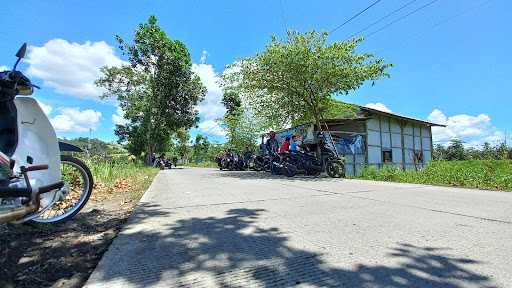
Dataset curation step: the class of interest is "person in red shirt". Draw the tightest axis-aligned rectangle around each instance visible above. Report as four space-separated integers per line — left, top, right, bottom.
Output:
279 136 291 154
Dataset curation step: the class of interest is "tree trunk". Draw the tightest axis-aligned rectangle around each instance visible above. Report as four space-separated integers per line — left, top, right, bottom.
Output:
146 105 153 166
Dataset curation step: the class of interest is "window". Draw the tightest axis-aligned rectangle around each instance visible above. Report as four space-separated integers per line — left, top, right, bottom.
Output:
382 149 393 163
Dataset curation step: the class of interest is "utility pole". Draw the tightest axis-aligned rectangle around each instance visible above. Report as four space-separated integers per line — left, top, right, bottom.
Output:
87 128 92 158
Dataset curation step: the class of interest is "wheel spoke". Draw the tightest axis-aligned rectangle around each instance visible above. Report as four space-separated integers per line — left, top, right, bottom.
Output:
31 157 92 224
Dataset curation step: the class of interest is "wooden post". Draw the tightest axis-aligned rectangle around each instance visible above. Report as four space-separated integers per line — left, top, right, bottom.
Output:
378 116 383 169
364 120 369 173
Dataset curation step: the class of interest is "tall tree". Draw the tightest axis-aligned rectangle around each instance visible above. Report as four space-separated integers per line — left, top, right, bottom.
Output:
96 16 206 160
445 139 466 161
175 128 190 162
193 134 210 162
222 30 391 129
221 89 262 150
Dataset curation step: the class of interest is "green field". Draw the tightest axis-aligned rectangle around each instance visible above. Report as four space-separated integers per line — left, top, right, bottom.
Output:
356 160 512 191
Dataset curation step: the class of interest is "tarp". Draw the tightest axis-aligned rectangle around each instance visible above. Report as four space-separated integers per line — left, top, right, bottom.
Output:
274 124 315 145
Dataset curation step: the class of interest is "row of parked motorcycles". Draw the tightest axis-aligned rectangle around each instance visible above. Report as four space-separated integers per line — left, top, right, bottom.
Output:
216 151 253 171
217 133 345 178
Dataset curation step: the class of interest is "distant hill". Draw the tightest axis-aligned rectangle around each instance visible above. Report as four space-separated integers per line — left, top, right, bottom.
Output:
59 137 127 156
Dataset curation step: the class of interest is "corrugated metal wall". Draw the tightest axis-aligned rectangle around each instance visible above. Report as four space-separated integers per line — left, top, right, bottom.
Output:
325 121 366 177
365 115 432 174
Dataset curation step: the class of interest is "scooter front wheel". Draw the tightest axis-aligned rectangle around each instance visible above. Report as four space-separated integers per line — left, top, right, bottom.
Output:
30 155 93 224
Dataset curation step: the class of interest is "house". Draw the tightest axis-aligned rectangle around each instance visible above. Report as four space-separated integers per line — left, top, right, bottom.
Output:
273 105 445 177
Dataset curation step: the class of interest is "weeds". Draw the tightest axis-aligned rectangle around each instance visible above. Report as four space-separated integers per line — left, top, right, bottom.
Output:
83 156 156 185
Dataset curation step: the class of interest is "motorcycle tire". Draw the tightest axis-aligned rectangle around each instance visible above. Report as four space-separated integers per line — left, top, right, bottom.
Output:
30 155 94 224
306 169 322 177
253 163 263 172
282 163 298 177
326 161 345 178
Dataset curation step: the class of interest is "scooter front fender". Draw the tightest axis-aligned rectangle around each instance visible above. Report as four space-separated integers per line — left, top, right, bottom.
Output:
59 141 83 153
13 97 61 209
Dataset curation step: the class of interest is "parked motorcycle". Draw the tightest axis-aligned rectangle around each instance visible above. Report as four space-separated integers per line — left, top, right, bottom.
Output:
220 151 235 170
262 152 297 177
281 131 345 178
153 154 172 170
0 44 94 224
233 153 246 170
281 151 322 176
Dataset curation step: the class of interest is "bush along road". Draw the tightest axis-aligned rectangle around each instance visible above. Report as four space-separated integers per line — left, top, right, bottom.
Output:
357 160 512 191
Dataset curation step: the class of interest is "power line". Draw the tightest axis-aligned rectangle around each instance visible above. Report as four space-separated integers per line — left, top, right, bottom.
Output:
346 0 419 40
423 0 493 31
329 0 383 35
365 0 440 38
370 0 494 54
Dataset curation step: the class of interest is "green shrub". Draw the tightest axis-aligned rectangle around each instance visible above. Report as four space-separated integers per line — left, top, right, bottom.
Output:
357 160 512 191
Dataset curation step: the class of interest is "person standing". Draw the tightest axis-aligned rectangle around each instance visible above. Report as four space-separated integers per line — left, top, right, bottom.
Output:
266 131 279 155
266 131 279 174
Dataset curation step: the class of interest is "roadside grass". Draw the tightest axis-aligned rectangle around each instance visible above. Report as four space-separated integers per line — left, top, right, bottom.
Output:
356 160 512 191
83 157 159 201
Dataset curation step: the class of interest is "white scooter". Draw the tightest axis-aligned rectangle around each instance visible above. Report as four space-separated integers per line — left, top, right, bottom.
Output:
0 43 93 224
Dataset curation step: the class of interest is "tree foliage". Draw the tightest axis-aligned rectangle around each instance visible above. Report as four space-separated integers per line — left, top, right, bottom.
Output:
192 134 210 162
221 89 262 151
222 30 391 129
434 139 511 161
96 16 205 159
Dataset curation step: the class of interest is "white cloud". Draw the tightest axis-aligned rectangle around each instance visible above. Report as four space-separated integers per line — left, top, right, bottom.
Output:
50 107 102 132
428 109 504 147
0 65 8 71
192 63 226 137
365 103 392 113
36 100 53 115
26 39 127 99
197 120 226 137
112 106 129 126
200 50 208 64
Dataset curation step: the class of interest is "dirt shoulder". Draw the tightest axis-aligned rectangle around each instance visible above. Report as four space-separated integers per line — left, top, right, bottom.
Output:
0 170 158 288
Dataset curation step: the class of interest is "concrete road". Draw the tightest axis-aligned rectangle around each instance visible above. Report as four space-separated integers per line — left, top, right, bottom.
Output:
85 168 512 288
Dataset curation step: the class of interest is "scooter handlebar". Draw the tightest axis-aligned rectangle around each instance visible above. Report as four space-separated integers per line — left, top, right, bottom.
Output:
22 165 49 172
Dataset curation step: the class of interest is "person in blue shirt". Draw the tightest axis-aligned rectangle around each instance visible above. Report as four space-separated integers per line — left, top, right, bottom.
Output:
289 135 299 152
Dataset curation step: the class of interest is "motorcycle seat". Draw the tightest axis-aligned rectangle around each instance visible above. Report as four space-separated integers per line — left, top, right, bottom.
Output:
0 101 18 157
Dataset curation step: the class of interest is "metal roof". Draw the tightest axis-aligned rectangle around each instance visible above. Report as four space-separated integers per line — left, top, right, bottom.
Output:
265 104 446 136
358 106 446 127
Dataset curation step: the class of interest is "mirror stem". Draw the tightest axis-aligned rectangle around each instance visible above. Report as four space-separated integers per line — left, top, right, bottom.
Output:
12 58 21 72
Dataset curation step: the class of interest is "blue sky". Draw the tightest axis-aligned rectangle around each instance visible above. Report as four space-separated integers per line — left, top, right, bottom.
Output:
0 0 509 146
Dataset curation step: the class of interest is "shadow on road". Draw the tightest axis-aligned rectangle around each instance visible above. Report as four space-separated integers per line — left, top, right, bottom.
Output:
91 206 496 287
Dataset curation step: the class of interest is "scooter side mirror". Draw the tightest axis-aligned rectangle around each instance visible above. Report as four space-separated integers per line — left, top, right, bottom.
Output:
12 43 28 71
16 43 27 59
